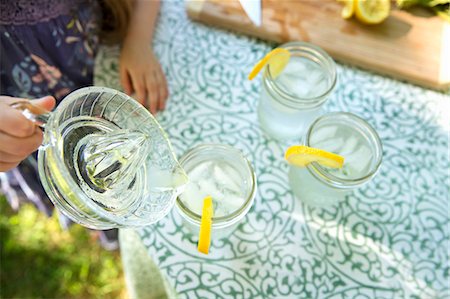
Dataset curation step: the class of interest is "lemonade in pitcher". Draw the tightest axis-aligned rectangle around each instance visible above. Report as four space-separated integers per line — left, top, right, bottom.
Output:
15 87 188 229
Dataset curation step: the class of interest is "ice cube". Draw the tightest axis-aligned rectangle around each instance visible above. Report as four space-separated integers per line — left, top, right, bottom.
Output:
313 80 328 97
180 159 248 217
214 162 242 191
339 136 359 156
285 57 308 73
345 145 373 176
278 73 308 97
310 125 338 145
197 179 229 205
188 161 213 181
313 137 344 153
291 80 312 98
306 69 323 86
212 200 229 217
220 194 245 215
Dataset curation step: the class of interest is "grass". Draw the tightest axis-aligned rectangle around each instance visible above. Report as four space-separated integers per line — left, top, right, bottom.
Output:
0 195 126 298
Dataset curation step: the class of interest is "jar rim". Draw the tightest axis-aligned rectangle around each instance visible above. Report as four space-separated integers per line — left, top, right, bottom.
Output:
305 112 383 188
175 143 257 227
264 41 337 108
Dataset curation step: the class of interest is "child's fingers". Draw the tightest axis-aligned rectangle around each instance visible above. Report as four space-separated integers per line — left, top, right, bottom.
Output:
146 73 158 114
120 68 133 95
0 161 20 172
0 150 24 163
0 96 55 138
31 96 56 111
156 71 168 111
0 101 36 137
0 128 43 156
0 96 52 172
132 73 147 108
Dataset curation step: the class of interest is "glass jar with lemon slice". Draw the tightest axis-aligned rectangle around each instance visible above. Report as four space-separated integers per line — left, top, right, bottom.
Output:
250 42 337 141
176 144 257 244
286 112 382 207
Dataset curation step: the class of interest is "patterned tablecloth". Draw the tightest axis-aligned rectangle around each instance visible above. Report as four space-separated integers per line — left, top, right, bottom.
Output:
95 1 450 298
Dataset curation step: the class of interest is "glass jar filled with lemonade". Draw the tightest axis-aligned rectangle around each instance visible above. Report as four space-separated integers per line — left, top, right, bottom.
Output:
288 112 383 206
257 42 337 141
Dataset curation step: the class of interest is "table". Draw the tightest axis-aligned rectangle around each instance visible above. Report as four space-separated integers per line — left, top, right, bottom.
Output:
95 1 450 298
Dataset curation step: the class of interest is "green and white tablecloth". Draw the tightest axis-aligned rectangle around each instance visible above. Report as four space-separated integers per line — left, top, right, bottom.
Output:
95 1 450 298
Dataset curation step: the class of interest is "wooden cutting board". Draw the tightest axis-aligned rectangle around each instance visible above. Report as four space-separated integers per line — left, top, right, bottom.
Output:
187 0 450 90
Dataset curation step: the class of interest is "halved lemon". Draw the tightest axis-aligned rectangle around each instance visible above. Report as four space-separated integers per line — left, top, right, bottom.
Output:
338 0 355 19
285 145 344 168
248 48 291 80
198 196 213 254
354 0 390 24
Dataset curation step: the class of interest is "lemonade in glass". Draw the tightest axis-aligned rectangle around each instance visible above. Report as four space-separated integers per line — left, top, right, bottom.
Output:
176 144 257 238
288 112 382 206
257 42 337 141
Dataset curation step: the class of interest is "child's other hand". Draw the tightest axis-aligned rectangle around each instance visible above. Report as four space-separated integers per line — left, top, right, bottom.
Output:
119 41 169 115
0 96 55 172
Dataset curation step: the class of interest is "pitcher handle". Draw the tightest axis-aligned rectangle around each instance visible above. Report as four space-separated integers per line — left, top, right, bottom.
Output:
10 101 51 128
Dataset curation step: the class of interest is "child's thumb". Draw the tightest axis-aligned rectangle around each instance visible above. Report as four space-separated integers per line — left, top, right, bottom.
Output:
31 96 56 111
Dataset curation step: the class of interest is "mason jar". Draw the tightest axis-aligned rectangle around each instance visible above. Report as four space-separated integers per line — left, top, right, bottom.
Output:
176 144 257 239
258 41 337 141
288 112 383 206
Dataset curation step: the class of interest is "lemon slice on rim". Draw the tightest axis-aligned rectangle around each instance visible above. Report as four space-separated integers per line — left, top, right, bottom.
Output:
248 48 291 80
338 0 355 19
355 0 390 24
198 196 213 254
285 145 344 168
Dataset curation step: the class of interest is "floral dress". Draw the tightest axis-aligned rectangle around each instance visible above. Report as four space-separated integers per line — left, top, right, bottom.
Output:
0 0 118 250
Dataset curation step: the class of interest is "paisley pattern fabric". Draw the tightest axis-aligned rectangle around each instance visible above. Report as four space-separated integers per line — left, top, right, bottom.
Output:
97 1 449 298
0 0 100 100
0 0 81 25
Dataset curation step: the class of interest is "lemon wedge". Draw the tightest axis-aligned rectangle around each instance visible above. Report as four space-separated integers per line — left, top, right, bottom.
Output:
198 196 213 254
354 0 390 24
248 48 291 80
285 145 344 168
339 0 355 19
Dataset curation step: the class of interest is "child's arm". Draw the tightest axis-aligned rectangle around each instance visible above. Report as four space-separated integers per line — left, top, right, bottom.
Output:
120 0 169 114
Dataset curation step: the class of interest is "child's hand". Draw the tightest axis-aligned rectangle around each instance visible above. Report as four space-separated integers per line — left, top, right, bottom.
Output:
0 96 55 172
119 41 169 115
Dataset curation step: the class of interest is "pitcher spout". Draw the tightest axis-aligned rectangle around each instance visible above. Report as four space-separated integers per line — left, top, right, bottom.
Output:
146 164 189 194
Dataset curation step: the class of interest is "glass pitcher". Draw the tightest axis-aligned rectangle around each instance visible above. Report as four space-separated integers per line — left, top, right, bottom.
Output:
12 87 187 229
